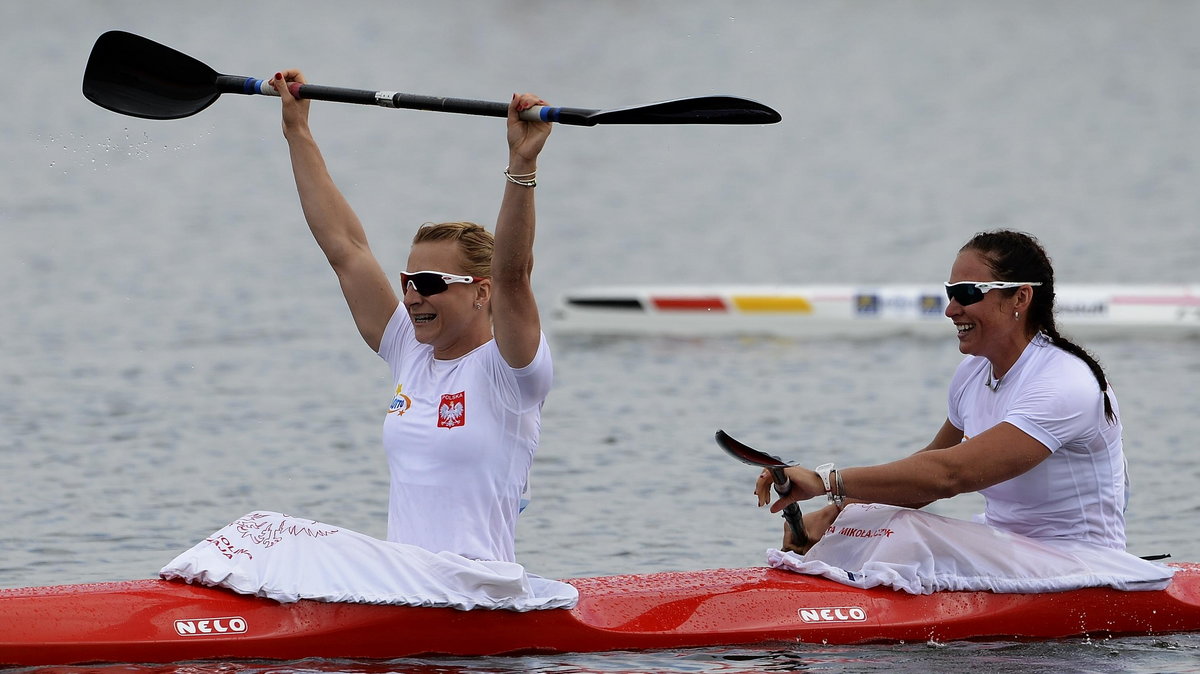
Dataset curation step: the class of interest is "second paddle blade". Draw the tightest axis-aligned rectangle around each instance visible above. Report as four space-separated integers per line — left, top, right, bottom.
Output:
586 96 782 125
83 31 223 120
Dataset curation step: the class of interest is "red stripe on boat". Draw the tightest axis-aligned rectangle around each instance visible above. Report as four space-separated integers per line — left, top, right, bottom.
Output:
652 297 728 311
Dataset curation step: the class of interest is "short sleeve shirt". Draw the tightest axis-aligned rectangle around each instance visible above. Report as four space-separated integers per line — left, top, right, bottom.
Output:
377 306 553 561
947 334 1127 549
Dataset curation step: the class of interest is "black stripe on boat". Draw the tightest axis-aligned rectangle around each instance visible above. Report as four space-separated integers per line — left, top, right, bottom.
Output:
566 297 645 310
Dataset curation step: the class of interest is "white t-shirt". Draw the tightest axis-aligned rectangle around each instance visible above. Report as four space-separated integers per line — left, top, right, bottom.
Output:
377 307 553 562
947 333 1127 549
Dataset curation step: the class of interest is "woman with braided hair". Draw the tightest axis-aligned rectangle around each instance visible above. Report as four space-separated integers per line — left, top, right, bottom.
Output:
754 230 1172 593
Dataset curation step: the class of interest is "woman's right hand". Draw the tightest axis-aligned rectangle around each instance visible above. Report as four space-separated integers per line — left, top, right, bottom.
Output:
270 69 312 137
755 466 825 512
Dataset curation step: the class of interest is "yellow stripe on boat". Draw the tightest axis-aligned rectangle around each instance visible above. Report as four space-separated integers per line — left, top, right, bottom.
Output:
731 295 814 313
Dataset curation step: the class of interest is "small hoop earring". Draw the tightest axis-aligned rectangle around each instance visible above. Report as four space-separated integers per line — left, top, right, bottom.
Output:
1014 311 1020 320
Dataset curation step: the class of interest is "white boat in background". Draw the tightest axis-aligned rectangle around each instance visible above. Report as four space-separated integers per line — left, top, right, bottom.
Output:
551 284 1200 338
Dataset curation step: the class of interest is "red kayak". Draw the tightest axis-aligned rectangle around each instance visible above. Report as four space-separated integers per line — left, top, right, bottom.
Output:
3 563 1200 666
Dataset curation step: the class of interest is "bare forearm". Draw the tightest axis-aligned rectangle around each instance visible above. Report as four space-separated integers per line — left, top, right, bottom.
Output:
494 169 537 284
492 155 537 280
766 448 967 514
814 426 1036 508
488 155 540 367
285 125 370 267
271 70 396 350
837 452 963 506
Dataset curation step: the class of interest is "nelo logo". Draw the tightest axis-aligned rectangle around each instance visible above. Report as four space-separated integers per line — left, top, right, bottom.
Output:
798 606 867 623
174 616 248 636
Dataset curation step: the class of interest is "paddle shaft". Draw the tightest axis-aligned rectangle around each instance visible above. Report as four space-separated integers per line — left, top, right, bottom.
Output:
222 76 583 124
768 471 808 549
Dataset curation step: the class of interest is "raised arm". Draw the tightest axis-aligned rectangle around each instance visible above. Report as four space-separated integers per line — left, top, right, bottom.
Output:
490 93 552 368
272 70 398 352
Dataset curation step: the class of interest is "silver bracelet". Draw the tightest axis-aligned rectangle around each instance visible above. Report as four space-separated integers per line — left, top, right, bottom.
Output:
504 167 536 187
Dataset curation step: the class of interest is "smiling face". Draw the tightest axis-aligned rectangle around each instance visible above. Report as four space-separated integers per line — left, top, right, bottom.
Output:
944 249 1032 369
404 240 492 359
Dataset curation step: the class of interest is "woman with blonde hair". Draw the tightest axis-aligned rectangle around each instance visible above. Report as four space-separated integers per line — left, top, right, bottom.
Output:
273 69 553 564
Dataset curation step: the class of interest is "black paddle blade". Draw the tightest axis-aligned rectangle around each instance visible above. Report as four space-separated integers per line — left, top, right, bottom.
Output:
714 430 791 468
83 31 222 120
586 96 782 125
715 430 809 550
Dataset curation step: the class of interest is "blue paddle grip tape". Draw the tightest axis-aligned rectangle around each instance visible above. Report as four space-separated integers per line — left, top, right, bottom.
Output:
243 78 265 95
540 107 560 122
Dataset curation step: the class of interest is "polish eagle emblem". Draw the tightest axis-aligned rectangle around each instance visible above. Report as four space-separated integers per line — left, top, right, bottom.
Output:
438 391 466 429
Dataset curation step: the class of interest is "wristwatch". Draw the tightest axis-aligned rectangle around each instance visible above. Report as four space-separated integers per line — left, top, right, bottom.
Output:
814 462 844 509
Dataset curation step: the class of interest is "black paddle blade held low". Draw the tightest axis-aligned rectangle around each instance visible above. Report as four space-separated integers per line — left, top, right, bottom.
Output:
714 430 809 549
82 31 782 126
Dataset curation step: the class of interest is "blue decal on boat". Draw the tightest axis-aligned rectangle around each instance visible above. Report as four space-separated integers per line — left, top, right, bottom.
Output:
855 294 880 315
920 294 944 314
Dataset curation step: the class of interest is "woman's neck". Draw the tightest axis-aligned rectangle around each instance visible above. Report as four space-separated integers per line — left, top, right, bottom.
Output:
988 331 1036 380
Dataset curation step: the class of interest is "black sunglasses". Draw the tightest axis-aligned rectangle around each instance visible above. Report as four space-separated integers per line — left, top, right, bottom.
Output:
944 281 1042 306
400 270 482 297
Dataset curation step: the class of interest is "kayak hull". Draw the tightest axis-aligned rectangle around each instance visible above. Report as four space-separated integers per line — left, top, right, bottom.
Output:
3 564 1199 666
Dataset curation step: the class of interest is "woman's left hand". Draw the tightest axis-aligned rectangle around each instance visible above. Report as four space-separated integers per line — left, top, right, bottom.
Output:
778 504 842 554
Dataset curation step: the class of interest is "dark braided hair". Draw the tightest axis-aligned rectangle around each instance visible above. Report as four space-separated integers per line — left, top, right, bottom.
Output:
961 230 1117 423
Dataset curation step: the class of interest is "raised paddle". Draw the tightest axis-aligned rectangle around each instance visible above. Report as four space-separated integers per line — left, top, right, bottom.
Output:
82 31 782 126
714 429 809 549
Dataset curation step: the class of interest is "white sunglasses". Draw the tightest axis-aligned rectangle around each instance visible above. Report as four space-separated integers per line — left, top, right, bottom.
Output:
400 270 482 296
944 281 1042 306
